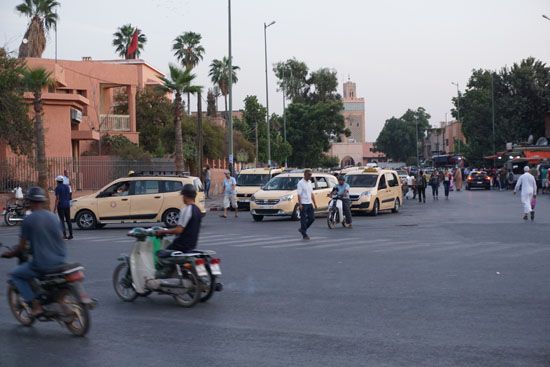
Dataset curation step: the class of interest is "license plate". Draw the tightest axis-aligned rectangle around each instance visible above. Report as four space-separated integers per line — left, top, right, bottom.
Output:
238 199 250 203
259 205 272 209
210 264 222 275
477 181 482 184
196 264 208 277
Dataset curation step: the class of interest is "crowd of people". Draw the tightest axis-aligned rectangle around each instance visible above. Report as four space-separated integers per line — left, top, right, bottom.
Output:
402 167 462 202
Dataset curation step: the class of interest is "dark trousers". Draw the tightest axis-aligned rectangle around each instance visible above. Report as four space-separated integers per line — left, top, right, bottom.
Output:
431 185 439 197
300 204 315 235
443 182 450 197
57 207 73 236
417 187 426 202
342 198 352 224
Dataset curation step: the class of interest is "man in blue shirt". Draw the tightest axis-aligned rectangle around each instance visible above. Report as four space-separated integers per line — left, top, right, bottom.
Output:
1 187 67 316
332 176 352 227
54 175 73 239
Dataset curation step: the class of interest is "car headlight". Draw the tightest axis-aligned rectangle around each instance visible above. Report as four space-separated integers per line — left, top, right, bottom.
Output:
360 191 371 199
250 195 255 202
280 194 294 201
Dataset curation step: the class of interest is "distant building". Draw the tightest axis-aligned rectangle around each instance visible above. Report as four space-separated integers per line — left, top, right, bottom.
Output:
342 79 365 143
422 120 466 160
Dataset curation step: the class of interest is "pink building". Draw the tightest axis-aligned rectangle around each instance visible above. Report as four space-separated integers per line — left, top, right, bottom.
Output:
0 57 165 160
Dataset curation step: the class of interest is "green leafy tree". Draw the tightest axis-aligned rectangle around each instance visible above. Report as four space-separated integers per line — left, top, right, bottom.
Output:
307 68 340 102
98 134 150 160
273 58 309 102
160 64 200 171
455 58 550 164
209 57 240 120
112 24 147 59
374 107 431 163
16 0 59 58
136 87 173 156
22 67 55 193
173 31 205 115
0 48 33 155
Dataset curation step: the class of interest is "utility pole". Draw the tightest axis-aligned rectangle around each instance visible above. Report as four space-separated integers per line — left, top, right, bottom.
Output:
491 72 496 167
264 21 276 167
255 117 259 167
228 0 234 175
197 91 203 177
415 120 419 166
452 82 461 155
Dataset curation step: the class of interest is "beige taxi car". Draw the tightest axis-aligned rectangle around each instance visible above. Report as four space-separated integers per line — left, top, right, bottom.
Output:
70 174 206 230
236 168 283 210
345 167 403 216
249 171 338 222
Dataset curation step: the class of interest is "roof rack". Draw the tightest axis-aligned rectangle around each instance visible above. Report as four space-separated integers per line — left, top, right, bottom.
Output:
132 170 190 177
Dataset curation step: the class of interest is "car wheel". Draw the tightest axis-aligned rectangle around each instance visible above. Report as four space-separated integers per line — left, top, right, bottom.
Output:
163 208 180 228
391 198 400 213
252 214 264 222
75 210 97 230
371 200 379 216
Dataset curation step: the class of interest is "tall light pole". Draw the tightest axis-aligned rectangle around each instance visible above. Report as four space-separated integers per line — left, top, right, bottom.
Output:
282 67 291 168
264 20 276 167
543 14 550 21
451 81 461 155
228 0 234 175
491 72 496 167
415 120 419 166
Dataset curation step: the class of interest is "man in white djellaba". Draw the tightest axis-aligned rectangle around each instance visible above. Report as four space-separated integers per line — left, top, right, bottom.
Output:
514 165 538 221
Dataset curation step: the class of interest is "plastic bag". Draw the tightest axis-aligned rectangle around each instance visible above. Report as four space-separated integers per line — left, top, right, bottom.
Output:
531 197 536 210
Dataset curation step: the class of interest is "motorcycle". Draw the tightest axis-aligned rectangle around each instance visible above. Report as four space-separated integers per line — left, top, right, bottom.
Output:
2 199 29 226
1 243 95 337
327 194 350 229
113 227 222 307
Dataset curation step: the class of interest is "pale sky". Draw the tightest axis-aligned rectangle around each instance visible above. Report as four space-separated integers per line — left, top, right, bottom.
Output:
1 0 550 141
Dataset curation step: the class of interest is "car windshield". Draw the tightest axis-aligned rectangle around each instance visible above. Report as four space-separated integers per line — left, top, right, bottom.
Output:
237 174 270 186
263 176 301 190
345 174 378 188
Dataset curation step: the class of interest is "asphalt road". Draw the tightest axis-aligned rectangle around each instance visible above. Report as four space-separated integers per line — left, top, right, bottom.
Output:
1 189 549 367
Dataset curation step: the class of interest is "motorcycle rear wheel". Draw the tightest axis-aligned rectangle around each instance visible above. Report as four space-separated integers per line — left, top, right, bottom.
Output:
173 269 200 308
7 285 35 326
200 268 216 303
60 288 90 337
113 262 138 302
4 211 19 226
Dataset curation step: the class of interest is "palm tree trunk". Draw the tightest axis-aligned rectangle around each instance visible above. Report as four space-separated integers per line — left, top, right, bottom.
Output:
187 92 191 115
174 93 184 172
33 91 49 205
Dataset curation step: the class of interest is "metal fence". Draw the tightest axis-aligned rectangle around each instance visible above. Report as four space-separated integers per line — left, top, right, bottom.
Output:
0 156 176 192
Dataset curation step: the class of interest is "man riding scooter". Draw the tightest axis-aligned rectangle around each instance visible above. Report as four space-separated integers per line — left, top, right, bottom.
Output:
1 187 67 316
330 176 353 228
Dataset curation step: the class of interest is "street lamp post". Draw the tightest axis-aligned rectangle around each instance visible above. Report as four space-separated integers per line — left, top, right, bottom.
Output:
543 14 550 21
451 82 461 155
415 120 419 166
491 72 496 167
264 21 276 167
228 0 234 175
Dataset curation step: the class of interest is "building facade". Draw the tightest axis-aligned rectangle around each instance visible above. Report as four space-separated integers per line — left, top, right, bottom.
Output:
0 57 165 160
422 120 466 160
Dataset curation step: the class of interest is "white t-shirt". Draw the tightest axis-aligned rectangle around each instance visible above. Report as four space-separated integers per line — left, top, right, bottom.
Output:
297 178 314 205
406 175 414 186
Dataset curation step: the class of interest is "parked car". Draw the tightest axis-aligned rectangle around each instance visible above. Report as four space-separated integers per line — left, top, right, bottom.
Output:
70 173 206 229
249 172 337 222
346 167 403 216
235 168 283 210
465 171 491 190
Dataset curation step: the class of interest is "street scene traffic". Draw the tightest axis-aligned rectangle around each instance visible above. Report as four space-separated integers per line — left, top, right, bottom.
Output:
1 0 550 366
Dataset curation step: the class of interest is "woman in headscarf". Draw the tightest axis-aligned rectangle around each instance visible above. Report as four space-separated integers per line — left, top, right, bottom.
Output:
454 167 463 192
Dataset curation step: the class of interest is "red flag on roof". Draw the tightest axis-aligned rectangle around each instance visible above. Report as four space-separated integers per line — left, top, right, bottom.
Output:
127 30 138 59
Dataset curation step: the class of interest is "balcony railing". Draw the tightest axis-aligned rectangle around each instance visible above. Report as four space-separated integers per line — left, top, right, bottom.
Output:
100 114 130 131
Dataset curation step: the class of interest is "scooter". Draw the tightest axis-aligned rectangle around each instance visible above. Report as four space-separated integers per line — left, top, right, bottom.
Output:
327 194 350 229
113 227 222 307
2 200 29 226
1 243 96 337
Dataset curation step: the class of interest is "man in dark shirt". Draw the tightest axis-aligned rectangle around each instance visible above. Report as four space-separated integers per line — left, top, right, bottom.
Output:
2 187 67 316
54 176 73 239
157 184 202 253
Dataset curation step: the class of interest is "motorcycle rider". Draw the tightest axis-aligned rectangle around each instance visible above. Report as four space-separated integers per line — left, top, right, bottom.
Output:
1 187 67 316
156 184 202 253
330 176 352 227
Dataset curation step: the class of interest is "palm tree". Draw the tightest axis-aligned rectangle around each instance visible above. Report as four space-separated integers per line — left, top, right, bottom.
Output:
173 32 205 115
16 0 60 58
112 24 147 59
209 56 239 122
160 64 201 172
22 67 55 196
